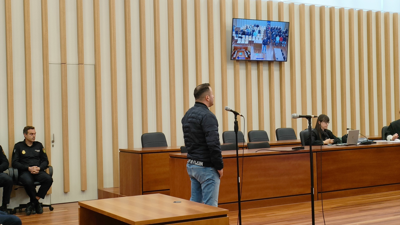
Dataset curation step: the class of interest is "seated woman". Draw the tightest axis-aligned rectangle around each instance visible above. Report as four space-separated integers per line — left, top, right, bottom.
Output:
311 114 341 145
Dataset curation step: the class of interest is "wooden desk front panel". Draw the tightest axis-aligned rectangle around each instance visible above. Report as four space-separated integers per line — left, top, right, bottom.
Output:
120 152 142 196
318 146 400 192
142 153 171 192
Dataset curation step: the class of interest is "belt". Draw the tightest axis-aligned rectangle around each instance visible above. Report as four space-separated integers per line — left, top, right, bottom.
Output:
187 159 213 167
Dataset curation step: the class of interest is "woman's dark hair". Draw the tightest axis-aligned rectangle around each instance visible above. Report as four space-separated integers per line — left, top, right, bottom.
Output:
315 114 330 139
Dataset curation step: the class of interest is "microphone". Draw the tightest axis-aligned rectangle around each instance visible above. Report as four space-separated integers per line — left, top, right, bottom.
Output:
291 114 318 119
225 106 243 117
347 128 375 145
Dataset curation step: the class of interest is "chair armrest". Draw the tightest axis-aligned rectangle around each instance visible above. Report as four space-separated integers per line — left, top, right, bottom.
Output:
7 167 13 179
48 166 53 177
12 168 18 184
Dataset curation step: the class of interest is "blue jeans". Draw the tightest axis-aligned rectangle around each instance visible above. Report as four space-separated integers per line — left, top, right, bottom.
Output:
186 162 220 207
0 211 21 225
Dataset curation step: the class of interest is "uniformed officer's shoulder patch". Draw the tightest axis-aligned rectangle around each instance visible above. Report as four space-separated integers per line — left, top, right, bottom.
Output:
22 150 26 155
13 149 16 153
43 148 46 153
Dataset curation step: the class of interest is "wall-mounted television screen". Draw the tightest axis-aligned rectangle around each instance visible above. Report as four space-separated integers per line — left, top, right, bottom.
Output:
230 18 289 62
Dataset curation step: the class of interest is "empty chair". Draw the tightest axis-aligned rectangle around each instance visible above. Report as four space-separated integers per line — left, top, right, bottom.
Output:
276 128 297 141
247 141 270 149
381 126 389 140
141 132 168 148
299 130 311 146
180 146 187 153
222 131 245 144
220 143 236 151
248 130 269 142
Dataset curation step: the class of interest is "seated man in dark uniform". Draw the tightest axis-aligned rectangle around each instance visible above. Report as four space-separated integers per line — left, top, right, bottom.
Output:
0 145 13 212
12 126 53 216
385 119 400 141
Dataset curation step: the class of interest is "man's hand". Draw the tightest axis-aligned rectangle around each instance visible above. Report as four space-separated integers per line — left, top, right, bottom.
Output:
218 169 223 178
323 139 334 145
392 133 399 141
29 166 40 174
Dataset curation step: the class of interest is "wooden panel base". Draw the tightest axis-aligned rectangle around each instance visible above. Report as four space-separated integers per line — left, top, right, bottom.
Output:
318 184 400 200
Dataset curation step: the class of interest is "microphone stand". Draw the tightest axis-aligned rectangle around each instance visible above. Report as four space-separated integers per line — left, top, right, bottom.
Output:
233 114 242 225
307 118 316 225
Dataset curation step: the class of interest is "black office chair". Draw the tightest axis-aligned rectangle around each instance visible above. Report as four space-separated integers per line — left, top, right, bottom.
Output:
220 143 236 151
180 146 187 153
248 130 269 142
381 126 389 140
247 141 270 149
276 128 297 141
222 131 245 144
299 130 311 146
12 166 54 214
141 132 168 148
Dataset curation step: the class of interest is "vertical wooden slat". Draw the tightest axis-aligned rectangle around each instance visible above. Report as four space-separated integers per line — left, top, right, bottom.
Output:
139 0 148 133
59 0 70 193
384 12 391 125
394 13 399 120
233 0 240 128
125 0 134 149
181 0 189 113
109 0 119 188
245 0 252 131
320 6 327 114
367 11 375 135
154 0 162 132
268 1 275 140
168 0 177 146
339 8 347 134
207 0 215 114
77 0 87 191
257 0 264 130
349 9 356 130
299 4 306 129
5 0 14 161
194 0 202 85
376 11 383 132
93 0 104 189
24 0 33 126
310 5 317 117
358 10 366 135
289 3 297 135
220 0 228 131
330 7 338 135
279 2 286 128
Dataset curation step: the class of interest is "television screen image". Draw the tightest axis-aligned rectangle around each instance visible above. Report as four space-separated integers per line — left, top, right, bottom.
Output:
230 18 289 62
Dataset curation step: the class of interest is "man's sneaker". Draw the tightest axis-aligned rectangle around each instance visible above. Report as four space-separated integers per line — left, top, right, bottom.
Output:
26 202 36 216
35 202 43 214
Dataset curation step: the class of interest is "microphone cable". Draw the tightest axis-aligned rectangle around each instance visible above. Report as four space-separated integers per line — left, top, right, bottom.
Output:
237 116 246 225
319 144 326 225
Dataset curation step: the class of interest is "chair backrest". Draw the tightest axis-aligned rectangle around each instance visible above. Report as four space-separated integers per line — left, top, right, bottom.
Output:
220 143 236 151
276 128 297 141
180 146 187 153
247 141 270 149
248 130 269 142
299 130 311 146
141 132 168 148
222 131 245 144
381 126 389 140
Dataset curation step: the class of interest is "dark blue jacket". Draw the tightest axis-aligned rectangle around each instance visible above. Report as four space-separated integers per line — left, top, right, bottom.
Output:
182 102 223 170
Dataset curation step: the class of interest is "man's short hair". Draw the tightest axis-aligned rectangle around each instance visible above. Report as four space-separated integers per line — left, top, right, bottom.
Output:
194 83 211 100
23 126 35 134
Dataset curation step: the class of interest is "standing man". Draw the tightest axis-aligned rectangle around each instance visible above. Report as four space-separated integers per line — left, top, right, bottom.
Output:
0 145 13 212
12 126 53 216
181 83 224 207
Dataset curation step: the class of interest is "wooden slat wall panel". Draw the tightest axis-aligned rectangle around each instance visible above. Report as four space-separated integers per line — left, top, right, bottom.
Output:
208 0 215 114
289 3 297 135
349 9 356 130
279 2 286 128
76 0 87 191
256 0 264 131
194 0 202 85
330 7 338 135
125 0 134 149
339 8 347 134
5 0 14 161
299 4 306 129
93 0 104 189
376 11 383 132
310 5 317 118
24 0 32 126
394 13 399 120
233 0 240 130
109 0 119 188
245 0 252 131
59 0 70 193
367 11 375 135
358 10 366 135
181 0 189 113
320 6 327 114
139 0 148 133
220 0 228 131
267 1 275 140
384 12 391 125
154 0 162 132
168 0 177 146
